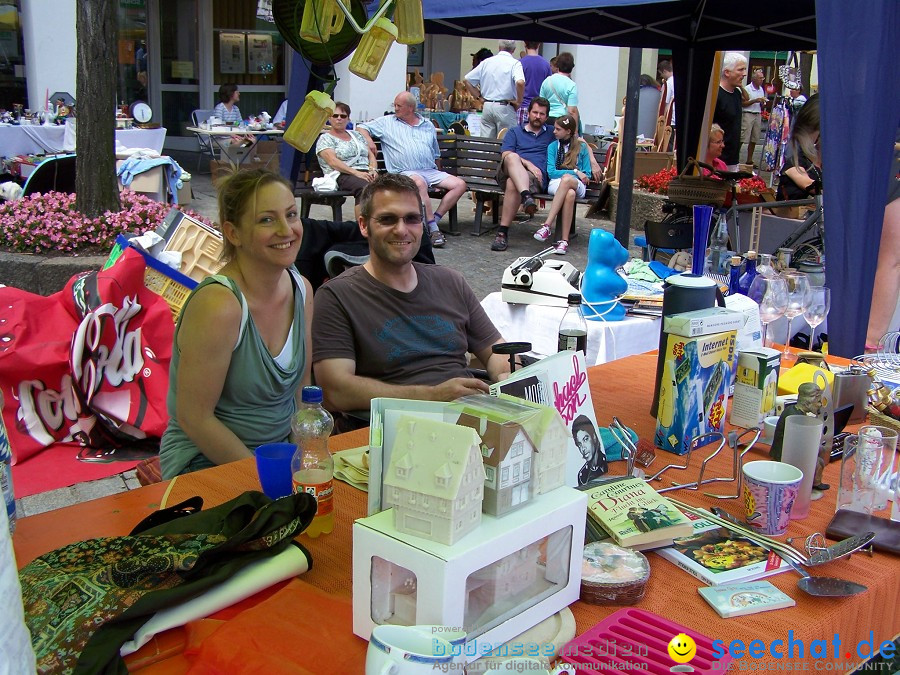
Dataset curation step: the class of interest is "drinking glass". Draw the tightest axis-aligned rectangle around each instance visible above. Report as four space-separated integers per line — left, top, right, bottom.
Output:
803 286 831 352
781 271 811 355
748 275 788 347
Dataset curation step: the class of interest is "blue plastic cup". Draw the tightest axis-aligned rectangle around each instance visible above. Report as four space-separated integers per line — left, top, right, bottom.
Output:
255 442 296 499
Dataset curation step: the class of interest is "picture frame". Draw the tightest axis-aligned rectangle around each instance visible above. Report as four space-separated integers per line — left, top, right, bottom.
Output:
407 44 423 68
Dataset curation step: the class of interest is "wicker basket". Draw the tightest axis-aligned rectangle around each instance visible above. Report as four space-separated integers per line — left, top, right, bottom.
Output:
666 157 730 207
866 406 900 434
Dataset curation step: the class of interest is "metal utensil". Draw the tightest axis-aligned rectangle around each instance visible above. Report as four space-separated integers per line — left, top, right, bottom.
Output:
783 558 868 597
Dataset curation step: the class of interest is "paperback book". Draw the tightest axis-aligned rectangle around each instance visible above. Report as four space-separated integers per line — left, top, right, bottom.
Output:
656 513 790 586
698 581 796 618
585 477 692 547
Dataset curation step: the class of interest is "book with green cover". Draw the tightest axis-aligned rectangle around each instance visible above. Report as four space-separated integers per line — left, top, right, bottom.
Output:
698 581 795 618
586 477 692 547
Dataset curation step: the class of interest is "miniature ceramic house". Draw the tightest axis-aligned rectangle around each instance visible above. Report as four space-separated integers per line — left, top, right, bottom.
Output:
507 396 569 495
466 542 541 616
457 412 536 517
384 416 486 546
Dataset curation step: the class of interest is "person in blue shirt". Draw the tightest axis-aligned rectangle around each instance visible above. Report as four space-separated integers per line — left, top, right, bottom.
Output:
534 114 592 255
490 97 553 252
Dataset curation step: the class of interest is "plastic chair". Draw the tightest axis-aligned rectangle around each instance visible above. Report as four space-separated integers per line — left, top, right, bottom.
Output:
191 109 217 171
643 218 693 262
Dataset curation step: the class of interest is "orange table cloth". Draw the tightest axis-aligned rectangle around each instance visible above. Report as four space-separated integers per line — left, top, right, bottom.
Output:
13 354 900 671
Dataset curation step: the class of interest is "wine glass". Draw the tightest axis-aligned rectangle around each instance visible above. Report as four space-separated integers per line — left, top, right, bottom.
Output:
749 275 788 347
803 286 831 352
782 272 811 355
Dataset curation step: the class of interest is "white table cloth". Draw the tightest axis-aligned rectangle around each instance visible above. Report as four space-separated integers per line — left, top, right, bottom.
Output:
479 292 661 365
0 125 167 156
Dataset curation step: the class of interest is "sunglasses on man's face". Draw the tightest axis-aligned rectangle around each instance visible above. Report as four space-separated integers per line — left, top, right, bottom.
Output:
331 113 349 119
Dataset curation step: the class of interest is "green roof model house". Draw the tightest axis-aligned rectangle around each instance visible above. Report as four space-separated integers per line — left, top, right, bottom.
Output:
384 415 486 546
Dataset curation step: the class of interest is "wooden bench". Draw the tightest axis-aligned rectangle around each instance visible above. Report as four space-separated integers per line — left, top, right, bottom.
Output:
435 133 606 239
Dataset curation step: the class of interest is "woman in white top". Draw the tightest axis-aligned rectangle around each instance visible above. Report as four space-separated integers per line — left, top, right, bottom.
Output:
315 101 378 218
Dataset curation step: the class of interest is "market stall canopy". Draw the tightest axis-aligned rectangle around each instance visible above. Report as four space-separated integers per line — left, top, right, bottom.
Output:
418 0 899 357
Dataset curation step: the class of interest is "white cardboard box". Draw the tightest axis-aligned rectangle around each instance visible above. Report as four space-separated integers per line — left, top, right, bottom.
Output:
729 348 782 428
352 486 586 664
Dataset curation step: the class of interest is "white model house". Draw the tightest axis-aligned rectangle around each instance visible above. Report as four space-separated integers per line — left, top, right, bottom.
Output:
384 416 486 546
457 413 536 517
511 398 569 495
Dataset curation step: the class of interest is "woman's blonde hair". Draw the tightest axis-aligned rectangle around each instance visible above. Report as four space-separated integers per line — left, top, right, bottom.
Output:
217 169 294 262
554 115 582 170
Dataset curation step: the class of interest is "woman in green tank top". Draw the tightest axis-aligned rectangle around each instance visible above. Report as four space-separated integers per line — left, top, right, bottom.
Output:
159 170 313 478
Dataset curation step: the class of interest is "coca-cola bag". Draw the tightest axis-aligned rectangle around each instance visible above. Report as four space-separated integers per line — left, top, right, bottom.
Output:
0 248 174 463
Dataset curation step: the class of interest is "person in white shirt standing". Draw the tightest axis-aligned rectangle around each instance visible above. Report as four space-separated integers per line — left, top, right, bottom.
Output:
464 40 525 139
741 67 767 166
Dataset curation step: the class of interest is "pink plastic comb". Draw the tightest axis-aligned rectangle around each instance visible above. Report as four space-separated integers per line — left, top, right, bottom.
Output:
559 607 732 674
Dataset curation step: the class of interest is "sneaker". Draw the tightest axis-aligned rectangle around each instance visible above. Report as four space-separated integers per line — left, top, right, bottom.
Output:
552 240 569 255
522 194 537 216
430 230 446 248
533 224 552 242
490 232 508 251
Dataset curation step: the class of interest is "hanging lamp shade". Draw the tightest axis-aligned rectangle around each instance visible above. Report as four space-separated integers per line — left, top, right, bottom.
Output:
284 91 336 153
273 0 367 66
348 17 398 81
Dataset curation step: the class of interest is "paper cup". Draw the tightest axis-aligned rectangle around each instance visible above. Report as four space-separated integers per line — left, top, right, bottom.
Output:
742 460 803 535
255 442 296 499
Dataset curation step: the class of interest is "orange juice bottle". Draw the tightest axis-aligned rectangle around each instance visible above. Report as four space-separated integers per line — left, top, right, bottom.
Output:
291 386 335 537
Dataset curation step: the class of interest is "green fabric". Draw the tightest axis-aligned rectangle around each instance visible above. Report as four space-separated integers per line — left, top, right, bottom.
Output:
160 269 307 478
20 490 316 674
626 260 661 283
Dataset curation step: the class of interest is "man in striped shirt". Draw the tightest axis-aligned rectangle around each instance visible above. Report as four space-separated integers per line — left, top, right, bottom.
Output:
358 92 466 249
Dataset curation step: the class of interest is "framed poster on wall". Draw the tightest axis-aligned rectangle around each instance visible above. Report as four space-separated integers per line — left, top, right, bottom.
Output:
248 34 274 74
407 44 423 68
220 32 246 74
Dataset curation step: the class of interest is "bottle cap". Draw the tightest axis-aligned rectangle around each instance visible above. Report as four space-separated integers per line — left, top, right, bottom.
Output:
301 386 323 404
746 250 757 259
730 256 742 265
567 293 582 305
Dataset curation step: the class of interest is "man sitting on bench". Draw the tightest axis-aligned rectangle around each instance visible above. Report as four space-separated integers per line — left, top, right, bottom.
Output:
358 92 466 250
312 174 511 415
490 97 553 252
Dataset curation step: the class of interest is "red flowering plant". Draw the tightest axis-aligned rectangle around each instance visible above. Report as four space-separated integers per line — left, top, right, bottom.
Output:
0 190 214 255
635 166 678 195
737 176 768 195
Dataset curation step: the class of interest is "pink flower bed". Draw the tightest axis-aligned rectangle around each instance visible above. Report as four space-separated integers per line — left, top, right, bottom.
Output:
0 190 214 255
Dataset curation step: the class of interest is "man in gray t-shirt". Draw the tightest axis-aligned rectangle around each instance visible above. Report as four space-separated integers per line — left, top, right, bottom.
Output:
312 174 511 413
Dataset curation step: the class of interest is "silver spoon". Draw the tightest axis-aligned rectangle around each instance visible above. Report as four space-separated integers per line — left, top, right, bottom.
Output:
783 557 867 597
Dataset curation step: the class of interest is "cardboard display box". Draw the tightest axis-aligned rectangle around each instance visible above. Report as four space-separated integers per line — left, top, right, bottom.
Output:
729 348 781 428
352 487 586 664
117 160 165 202
655 328 737 454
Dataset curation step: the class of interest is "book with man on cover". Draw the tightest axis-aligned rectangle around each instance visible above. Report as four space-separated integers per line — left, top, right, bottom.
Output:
656 512 790 586
585 477 692 547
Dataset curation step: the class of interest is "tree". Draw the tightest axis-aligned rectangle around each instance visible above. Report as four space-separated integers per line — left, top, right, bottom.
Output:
75 0 120 218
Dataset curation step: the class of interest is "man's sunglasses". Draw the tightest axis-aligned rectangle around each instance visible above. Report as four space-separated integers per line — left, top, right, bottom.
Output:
372 214 424 226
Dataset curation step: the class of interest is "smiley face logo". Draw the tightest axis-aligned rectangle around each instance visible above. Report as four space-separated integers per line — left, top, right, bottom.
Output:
668 633 697 664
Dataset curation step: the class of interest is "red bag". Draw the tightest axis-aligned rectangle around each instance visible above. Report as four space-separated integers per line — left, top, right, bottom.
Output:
0 248 174 463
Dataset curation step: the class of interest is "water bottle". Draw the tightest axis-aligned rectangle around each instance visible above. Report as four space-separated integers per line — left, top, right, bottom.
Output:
728 256 743 296
558 293 588 356
290 386 335 538
0 391 15 535
737 250 759 296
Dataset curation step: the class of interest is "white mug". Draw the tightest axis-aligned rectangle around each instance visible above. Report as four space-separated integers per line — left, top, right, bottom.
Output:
761 415 780 444
366 625 454 675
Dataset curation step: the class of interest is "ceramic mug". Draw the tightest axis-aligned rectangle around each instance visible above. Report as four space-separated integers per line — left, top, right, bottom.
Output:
761 416 780 445
366 625 454 675
742 460 803 536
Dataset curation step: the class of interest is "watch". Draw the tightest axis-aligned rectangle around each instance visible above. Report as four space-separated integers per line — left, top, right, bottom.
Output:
130 101 152 124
